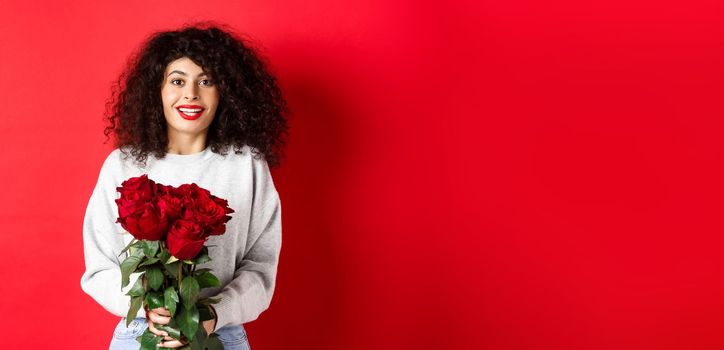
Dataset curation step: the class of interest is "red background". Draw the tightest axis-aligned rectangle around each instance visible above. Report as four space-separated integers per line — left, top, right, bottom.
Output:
1 0 723 349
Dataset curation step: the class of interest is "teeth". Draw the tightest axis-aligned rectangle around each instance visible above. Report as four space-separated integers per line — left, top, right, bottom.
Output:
179 108 203 113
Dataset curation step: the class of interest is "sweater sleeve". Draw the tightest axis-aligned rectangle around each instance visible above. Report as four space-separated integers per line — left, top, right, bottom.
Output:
79 151 146 319
212 156 282 330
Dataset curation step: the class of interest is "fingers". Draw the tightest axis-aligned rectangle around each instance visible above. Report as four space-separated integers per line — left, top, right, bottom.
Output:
147 307 183 346
148 309 171 325
152 306 171 317
148 323 176 343
158 339 187 348
147 320 169 338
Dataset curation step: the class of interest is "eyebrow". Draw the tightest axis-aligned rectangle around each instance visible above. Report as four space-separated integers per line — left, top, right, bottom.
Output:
167 70 210 78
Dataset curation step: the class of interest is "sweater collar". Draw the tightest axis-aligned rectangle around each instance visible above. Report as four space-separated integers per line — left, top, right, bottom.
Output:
161 145 214 164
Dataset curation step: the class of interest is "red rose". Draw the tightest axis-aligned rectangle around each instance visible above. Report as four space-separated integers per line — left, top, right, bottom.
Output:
116 174 156 202
115 175 168 241
115 196 141 221
177 183 211 200
166 219 207 260
205 195 235 235
156 184 183 220
115 201 169 241
176 184 234 236
115 175 234 250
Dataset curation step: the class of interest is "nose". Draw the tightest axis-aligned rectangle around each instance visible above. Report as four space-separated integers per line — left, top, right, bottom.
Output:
184 85 199 100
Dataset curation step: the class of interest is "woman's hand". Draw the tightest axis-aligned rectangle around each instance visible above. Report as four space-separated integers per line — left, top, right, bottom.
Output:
146 306 183 347
146 305 217 348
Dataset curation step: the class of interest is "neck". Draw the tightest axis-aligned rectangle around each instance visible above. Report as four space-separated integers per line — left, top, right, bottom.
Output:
166 133 208 155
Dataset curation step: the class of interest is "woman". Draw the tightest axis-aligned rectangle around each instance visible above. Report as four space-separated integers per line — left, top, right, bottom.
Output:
80 22 289 349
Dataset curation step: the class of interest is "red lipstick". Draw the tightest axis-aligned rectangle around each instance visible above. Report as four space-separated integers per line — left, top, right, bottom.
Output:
176 105 205 120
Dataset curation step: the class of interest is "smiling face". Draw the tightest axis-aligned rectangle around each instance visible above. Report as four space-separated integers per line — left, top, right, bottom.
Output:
161 57 220 141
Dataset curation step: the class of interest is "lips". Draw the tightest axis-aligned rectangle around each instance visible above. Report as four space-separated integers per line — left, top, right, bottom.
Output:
176 105 205 120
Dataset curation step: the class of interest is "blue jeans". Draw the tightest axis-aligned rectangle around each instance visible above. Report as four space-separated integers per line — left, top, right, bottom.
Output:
109 317 251 350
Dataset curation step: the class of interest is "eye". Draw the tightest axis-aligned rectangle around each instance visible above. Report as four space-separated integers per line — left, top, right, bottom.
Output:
200 79 214 86
171 79 183 86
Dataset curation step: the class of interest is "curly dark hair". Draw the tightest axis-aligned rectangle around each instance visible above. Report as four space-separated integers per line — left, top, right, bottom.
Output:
102 21 289 169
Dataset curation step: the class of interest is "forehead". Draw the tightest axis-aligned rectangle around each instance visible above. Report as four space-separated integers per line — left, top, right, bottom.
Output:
164 57 207 75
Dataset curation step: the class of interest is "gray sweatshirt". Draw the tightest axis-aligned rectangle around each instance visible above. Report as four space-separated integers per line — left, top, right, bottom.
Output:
80 144 282 332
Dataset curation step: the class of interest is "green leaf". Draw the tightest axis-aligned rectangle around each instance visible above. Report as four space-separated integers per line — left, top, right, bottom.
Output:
206 334 224 350
129 240 144 254
145 291 164 309
198 304 215 322
168 316 179 328
139 257 160 267
142 240 160 258
126 276 146 297
118 238 137 257
193 246 212 265
195 271 221 289
193 268 212 274
146 267 164 291
121 248 145 288
139 328 161 350
156 324 182 340
163 260 181 279
176 304 200 342
190 322 208 350
159 247 171 262
166 255 179 264
164 286 179 317
180 276 200 309
197 297 221 305
126 295 143 326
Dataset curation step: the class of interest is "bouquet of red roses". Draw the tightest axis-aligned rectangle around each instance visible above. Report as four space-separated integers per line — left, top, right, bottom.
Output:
115 174 234 349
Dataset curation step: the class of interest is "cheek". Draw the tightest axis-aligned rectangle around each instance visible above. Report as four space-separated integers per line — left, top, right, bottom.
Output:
161 88 179 105
205 89 220 106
